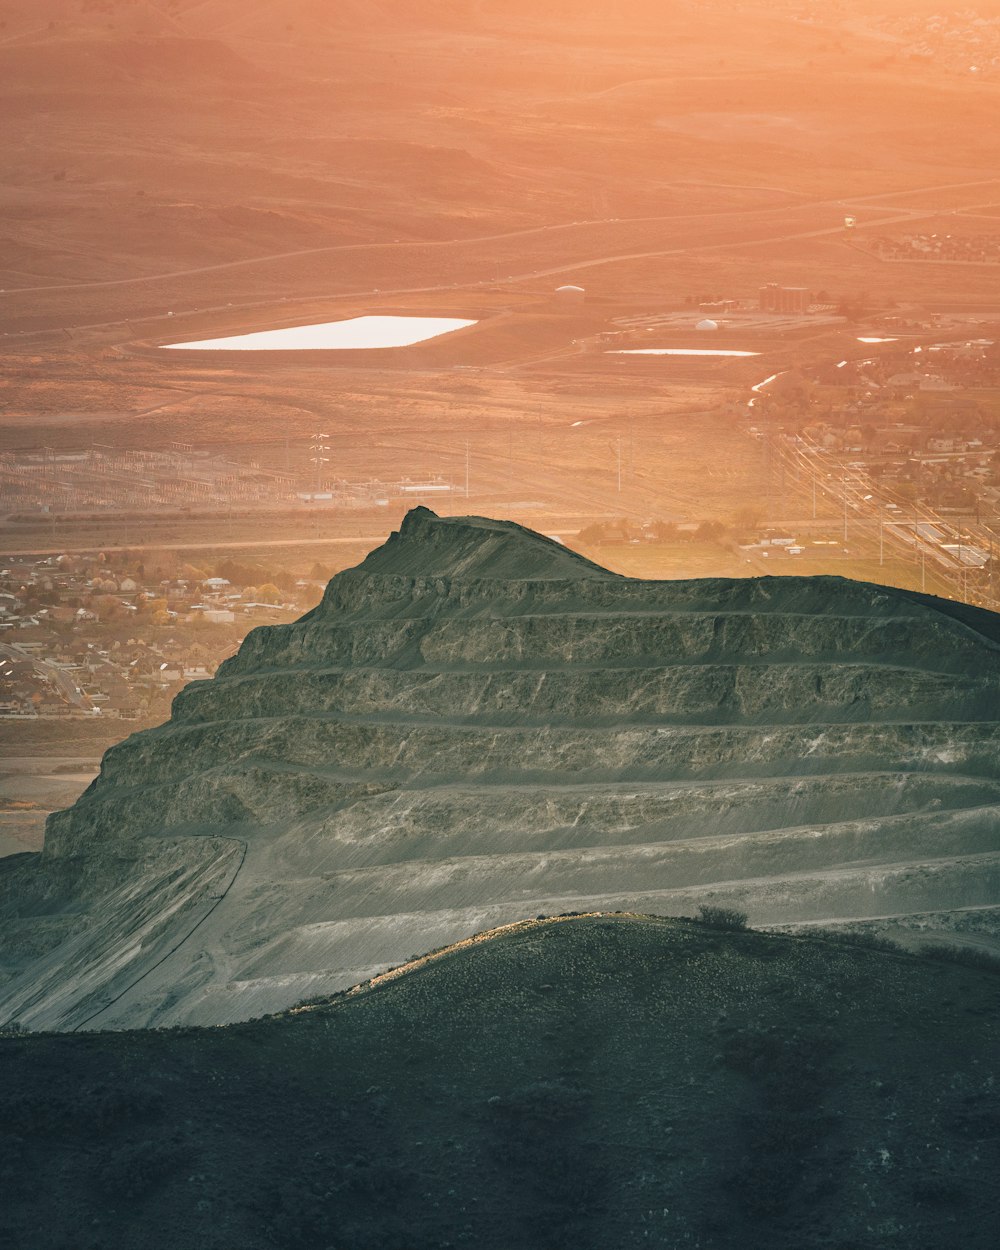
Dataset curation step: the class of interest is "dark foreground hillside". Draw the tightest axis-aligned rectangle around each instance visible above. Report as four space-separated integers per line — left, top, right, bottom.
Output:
2 916 998 1250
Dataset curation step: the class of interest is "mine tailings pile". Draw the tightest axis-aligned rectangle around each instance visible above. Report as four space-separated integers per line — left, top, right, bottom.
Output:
1 507 999 1030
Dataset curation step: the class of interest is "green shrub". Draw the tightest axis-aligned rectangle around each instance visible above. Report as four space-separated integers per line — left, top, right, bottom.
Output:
696 904 748 931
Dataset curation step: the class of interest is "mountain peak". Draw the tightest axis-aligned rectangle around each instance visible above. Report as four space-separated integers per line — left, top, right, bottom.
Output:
353 507 616 582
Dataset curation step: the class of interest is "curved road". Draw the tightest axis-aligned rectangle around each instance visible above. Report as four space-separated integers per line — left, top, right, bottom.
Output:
0 641 95 711
5 197 992 344
3 175 999 302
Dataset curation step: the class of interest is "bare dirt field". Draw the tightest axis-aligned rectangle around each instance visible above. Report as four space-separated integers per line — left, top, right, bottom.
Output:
0 756 99 854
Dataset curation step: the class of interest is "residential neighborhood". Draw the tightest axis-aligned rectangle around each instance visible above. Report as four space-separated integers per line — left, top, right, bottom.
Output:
0 552 318 724
862 8 1000 76
865 233 1000 265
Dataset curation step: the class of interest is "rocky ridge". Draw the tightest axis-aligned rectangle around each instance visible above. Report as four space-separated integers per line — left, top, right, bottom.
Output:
1 507 999 1030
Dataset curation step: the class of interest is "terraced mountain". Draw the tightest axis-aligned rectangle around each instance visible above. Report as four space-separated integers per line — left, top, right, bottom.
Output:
2 507 1000 1031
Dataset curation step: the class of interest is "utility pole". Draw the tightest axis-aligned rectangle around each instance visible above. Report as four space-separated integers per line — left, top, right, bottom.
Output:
309 432 330 537
617 436 622 494
310 432 330 494
465 439 470 499
843 475 849 543
764 433 772 519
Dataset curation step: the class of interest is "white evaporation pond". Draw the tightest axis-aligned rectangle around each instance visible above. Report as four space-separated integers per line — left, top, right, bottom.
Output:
609 348 760 357
165 316 478 351
857 336 898 344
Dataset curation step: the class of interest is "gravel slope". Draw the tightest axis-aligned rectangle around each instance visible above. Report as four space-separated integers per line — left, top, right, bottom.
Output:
2 508 1000 1030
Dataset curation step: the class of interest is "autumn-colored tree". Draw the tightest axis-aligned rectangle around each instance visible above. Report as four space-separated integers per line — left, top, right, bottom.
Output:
93 595 124 622
732 505 763 532
695 519 727 542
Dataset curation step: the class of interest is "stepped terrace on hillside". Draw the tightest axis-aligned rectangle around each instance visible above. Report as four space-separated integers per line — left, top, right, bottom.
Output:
1 508 999 1031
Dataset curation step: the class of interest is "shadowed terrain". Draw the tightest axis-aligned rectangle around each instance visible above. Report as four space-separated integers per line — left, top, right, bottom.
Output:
2 509 999 1030
1 915 998 1249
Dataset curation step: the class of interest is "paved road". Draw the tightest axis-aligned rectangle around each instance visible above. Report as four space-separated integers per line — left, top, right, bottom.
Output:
4 177 999 348
6 175 1000 332
0 203 961 344
0 641 95 711
5 174 1000 298
3 208 818 299
0 530 585 557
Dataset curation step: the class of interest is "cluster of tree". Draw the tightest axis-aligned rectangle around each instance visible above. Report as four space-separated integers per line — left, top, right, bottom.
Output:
576 519 730 546
214 559 299 592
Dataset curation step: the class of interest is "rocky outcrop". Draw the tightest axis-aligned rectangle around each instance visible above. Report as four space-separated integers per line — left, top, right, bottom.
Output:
2 508 1000 1030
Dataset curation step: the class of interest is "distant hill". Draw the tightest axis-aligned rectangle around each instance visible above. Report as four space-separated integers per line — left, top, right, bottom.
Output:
0 34 256 90
2 0 999 294
1 914 998 1249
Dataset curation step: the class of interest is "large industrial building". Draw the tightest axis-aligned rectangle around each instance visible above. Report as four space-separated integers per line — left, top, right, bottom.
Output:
759 283 810 314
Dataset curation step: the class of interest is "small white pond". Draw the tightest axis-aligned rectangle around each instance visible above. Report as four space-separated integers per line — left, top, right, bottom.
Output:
609 348 760 358
165 315 478 351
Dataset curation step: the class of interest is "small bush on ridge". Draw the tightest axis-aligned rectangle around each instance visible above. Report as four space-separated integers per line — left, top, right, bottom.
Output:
696 904 748 931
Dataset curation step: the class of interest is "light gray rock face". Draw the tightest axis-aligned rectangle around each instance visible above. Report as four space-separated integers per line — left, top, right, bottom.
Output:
3 507 1000 1031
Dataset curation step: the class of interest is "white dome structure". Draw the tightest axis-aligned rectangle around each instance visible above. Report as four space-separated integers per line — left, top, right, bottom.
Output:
555 284 586 306
696 318 720 331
